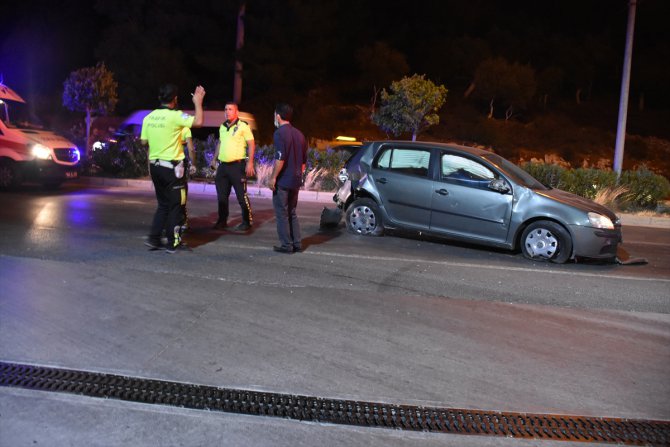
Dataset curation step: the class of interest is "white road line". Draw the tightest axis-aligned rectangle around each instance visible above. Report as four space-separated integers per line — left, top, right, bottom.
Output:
217 242 670 283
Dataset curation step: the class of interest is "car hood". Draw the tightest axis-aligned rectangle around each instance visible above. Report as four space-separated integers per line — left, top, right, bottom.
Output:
20 128 77 148
535 188 618 221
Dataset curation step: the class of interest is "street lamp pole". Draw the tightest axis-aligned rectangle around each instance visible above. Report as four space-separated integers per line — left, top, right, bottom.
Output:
613 0 637 177
233 2 245 105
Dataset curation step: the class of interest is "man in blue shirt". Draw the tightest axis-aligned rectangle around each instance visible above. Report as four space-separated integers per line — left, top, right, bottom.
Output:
268 103 308 253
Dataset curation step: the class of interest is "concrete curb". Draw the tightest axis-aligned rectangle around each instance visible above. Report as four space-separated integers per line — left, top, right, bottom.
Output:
76 176 670 228
77 176 335 204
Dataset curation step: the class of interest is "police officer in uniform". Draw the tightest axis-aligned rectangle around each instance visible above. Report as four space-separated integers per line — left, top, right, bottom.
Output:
141 83 205 253
210 102 255 232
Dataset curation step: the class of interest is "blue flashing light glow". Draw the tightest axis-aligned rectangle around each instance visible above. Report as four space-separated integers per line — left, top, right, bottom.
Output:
66 197 93 226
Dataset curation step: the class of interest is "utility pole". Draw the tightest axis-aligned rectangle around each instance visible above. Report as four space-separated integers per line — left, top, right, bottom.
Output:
232 2 245 104
613 0 637 176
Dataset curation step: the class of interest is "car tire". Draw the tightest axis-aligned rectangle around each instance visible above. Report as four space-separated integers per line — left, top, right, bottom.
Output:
521 220 572 264
345 198 384 236
0 159 20 189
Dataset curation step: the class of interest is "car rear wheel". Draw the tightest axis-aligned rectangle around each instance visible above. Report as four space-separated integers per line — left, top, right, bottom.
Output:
521 220 572 264
346 198 384 236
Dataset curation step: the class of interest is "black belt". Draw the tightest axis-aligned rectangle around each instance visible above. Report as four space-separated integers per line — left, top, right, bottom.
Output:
220 159 244 164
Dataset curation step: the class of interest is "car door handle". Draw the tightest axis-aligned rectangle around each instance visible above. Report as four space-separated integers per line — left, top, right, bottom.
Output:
376 178 388 184
435 188 449 196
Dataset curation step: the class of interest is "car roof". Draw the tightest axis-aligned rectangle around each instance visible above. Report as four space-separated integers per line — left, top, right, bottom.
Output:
366 140 493 157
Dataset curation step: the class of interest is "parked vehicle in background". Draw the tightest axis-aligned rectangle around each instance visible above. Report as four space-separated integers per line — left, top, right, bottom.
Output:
0 83 80 189
94 109 257 150
334 141 622 263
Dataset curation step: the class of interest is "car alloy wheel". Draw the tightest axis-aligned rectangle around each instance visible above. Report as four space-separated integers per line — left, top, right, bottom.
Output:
346 198 383 236
521 220 572 264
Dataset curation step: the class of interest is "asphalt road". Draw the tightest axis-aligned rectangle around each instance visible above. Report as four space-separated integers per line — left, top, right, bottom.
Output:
1 182 669 446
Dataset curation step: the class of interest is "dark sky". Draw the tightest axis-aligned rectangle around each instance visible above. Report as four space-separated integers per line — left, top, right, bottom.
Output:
1 0 668 115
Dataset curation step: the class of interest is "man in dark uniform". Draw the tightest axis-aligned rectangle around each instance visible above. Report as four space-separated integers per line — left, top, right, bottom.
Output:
140 84 205 253
268 103 308 253
210 102 255 232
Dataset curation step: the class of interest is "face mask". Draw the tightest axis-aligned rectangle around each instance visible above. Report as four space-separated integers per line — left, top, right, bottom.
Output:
273 113 279 129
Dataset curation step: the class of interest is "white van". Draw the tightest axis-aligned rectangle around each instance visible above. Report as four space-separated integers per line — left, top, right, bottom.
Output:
98 109 257 148
0 83 80 188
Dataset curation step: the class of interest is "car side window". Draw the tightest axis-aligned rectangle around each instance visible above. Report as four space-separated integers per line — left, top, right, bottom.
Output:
376 148 430 177
441 154 496 188
377 149 392 169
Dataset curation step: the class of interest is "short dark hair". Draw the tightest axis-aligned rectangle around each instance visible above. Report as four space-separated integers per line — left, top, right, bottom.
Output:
275 103 293 121
158 84 178 103
225 101 238 108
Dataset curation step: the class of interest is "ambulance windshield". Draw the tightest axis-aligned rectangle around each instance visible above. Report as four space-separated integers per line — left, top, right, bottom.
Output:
0 100 44 130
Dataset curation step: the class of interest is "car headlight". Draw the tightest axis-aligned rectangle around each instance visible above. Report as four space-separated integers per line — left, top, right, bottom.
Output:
31 144 52 160
588 212 614 229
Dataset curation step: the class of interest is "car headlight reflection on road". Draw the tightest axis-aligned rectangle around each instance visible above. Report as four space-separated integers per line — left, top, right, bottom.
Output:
588 212 614 229
31 144 52 160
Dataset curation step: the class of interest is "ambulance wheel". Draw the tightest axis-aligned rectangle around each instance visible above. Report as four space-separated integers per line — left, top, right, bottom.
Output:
0 159 20 189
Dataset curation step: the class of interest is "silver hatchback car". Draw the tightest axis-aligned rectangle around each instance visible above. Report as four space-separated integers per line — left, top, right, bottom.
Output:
333 141 622 263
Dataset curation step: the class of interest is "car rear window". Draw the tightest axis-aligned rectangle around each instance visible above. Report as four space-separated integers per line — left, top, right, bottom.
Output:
375 147 430 177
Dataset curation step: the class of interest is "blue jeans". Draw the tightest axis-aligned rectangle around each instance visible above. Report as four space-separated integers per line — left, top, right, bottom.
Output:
272 187 301 250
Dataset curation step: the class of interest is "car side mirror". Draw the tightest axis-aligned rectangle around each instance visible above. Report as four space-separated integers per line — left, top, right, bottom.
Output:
489 178 511 194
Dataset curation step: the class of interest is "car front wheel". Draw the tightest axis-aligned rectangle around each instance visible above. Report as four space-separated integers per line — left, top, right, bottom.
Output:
346 198 384 236
0 160 20 189
521 220 572 264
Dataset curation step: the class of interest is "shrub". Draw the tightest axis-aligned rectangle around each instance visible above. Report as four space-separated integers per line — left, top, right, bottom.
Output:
522 162 669 210
192 135 218 180
560 168 617 199
619 166 670 209
520 162 565 188
251 145 346 192
89 138 148 178
593 185 629 210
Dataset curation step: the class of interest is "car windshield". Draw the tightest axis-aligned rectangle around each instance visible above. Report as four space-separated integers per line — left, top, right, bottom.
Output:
481 153 548 190
0 101 44 129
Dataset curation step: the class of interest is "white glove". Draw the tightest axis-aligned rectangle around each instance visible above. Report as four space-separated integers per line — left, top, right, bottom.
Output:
189 165 197 176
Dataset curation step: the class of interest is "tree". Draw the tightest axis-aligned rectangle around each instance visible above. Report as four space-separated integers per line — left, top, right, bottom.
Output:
62 62 118 157
372 74 448 141
472 57 536 120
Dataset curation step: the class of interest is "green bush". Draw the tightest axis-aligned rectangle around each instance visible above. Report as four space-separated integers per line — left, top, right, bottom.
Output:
522 162 669 210
560 168 618 199
619 166 670 208
520 162 565 188
89 139 148 178
252 145 346 191
192 135 219 179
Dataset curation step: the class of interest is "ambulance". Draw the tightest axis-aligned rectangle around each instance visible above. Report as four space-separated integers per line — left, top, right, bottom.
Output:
0 83 80 188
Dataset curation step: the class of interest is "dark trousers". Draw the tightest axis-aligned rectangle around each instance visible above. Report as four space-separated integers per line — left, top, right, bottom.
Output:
272 186 301 250
181 163 190 226
215 161 252 225
149 164 185 247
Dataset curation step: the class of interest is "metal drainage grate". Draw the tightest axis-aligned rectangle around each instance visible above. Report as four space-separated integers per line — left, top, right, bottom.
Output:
1 361 668 445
